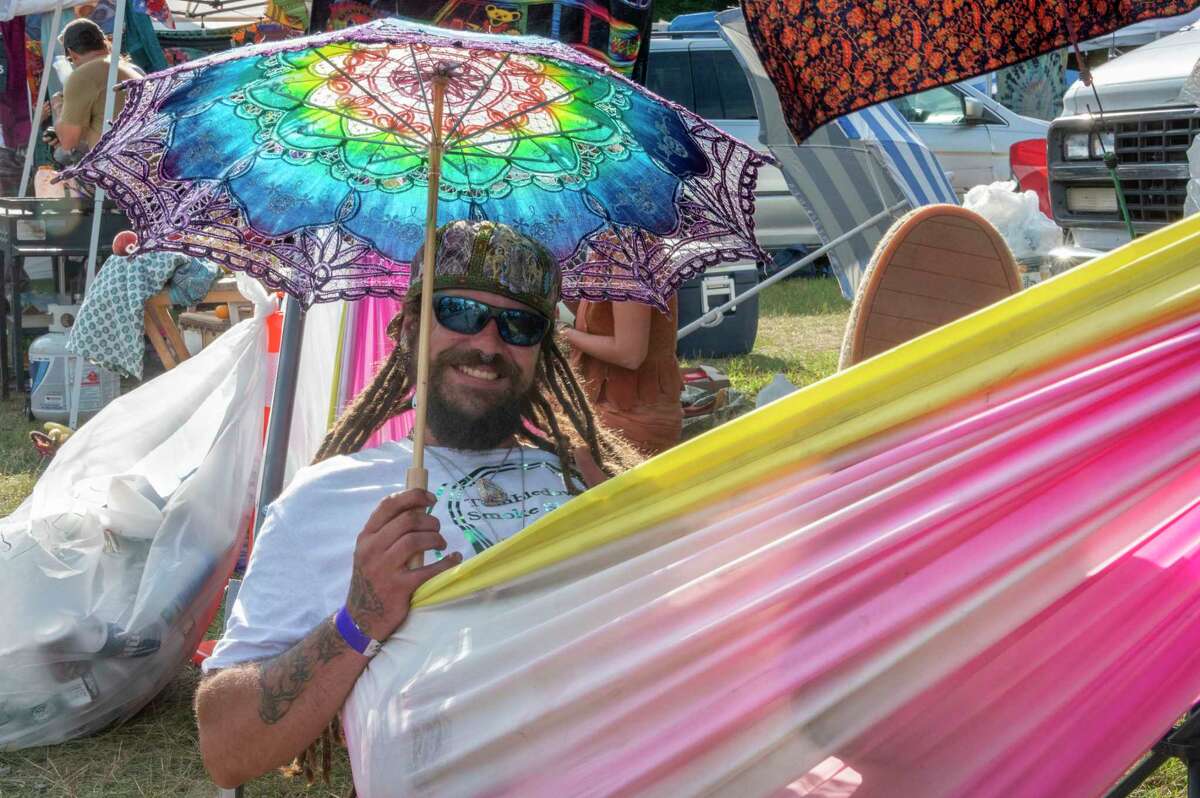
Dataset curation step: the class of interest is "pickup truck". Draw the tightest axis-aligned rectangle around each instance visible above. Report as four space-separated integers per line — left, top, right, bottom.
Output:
1048 26 1200 263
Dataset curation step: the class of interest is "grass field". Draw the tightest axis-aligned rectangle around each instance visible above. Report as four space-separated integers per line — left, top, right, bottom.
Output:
0 276 1187 797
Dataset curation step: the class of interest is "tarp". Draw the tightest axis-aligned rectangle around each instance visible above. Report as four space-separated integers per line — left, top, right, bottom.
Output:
0 276 343 750
342 213 1200 796
0 0 90 22
0 275 273 750
307 0 655 79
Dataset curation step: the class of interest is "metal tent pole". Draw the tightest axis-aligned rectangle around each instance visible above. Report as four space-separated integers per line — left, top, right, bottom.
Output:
677 201 908 340
82 0 127 290
18 1 64 197
68 0 127 429
255 293 307 528
220 296 304 798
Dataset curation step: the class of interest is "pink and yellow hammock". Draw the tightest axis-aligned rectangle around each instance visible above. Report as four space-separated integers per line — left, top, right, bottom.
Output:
340 215 1200 797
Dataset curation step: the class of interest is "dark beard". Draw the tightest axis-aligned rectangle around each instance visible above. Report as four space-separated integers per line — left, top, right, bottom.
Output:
409 343 534 450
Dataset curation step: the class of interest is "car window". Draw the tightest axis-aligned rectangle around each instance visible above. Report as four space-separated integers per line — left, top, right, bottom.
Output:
694 50 757 120
646 50 694 111
894 87 966 125
688 50 725 118
646 47 758 120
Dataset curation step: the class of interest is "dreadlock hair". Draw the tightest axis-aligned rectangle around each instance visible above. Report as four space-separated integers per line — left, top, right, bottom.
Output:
313 296 640 486
287 296 642 791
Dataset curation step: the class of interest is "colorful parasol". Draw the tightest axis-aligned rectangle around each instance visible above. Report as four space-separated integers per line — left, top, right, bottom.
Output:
66 16 769 504
65 17 769 309
740 0 1200 142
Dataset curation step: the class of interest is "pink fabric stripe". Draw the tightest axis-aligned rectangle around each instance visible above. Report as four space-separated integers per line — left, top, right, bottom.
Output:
341 297 414 449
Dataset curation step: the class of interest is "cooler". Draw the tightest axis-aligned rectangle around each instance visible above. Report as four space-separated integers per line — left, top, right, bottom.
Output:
676 262 759 359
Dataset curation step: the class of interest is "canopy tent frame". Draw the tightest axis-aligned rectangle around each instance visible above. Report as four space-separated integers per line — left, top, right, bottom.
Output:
65 0 126 429
1105 705 1200 798
181 0 271 21
83 0 127 289
14 0 130 201
16 0 65 197
4 0 132 425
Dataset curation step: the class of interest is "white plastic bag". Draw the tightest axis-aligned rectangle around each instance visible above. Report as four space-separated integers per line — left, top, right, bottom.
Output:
963 181 1062 260
1185 138 1200 218
755 373 798 408
0 275 273 750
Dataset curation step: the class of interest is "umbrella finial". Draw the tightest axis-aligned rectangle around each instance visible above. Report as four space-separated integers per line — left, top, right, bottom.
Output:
430 62 462 81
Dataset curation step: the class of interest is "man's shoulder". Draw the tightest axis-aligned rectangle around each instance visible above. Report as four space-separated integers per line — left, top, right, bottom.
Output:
68 59 109 85
277 442 414 502
67 58 139 86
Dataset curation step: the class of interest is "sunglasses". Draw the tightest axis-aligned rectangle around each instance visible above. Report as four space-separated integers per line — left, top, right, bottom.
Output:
433 295 549 347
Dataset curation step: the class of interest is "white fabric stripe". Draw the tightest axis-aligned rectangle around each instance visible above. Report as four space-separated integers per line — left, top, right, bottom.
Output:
862 105 957 204
834 105 956 207
777 141 908 295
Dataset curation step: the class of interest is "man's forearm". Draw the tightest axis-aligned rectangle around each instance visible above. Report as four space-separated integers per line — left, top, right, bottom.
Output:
195 615 369 788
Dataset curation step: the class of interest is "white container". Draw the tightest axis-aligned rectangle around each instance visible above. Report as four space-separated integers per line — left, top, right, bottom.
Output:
29 305 120 425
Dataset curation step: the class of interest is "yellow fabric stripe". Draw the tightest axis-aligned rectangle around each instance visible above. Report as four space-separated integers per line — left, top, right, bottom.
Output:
412 215 1200 608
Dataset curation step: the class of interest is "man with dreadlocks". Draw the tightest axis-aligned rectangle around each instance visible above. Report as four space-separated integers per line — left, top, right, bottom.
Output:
195 220 638 789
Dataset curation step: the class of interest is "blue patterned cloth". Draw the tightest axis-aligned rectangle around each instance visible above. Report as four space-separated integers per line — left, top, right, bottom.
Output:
168 257 220 306
67 251 219 379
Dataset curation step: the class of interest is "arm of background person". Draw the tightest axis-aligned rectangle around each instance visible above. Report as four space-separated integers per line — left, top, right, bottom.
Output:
561 302 653 371
571 445 609 489
54 122 84 151
194 490 460 788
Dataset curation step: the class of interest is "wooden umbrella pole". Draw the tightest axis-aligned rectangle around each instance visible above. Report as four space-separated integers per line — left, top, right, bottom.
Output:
406 74 448 566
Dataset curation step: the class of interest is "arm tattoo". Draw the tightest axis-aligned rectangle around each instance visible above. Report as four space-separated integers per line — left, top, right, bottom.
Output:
347 564 385 623
257 618 347 725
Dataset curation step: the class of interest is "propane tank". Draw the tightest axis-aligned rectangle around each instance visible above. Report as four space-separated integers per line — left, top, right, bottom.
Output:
29 305 120 425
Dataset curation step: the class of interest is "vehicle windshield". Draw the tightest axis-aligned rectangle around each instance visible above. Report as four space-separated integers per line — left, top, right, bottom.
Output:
646 47 757 120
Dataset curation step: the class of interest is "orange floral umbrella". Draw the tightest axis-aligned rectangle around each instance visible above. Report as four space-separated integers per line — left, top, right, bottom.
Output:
740 0 1200 141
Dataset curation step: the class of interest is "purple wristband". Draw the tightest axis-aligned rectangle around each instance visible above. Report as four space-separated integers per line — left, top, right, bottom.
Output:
336 606 382 658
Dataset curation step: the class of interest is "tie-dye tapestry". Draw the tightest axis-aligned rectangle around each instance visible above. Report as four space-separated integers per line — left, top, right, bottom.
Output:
308 0 654 78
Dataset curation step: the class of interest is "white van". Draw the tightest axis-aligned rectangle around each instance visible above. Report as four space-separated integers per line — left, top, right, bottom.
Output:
646 34 1051 263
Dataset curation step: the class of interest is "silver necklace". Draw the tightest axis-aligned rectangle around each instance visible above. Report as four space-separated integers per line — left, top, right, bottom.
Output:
423 443 529 540
476 445 516 507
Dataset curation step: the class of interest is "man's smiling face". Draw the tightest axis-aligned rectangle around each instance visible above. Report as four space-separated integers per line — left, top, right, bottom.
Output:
407 289 543 449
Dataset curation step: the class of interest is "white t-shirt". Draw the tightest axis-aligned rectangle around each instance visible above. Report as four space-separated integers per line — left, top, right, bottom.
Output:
203 439 574 672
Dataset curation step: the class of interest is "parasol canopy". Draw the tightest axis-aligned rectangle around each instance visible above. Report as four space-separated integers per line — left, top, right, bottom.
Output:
739 0 1200 142
65 17 770 308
